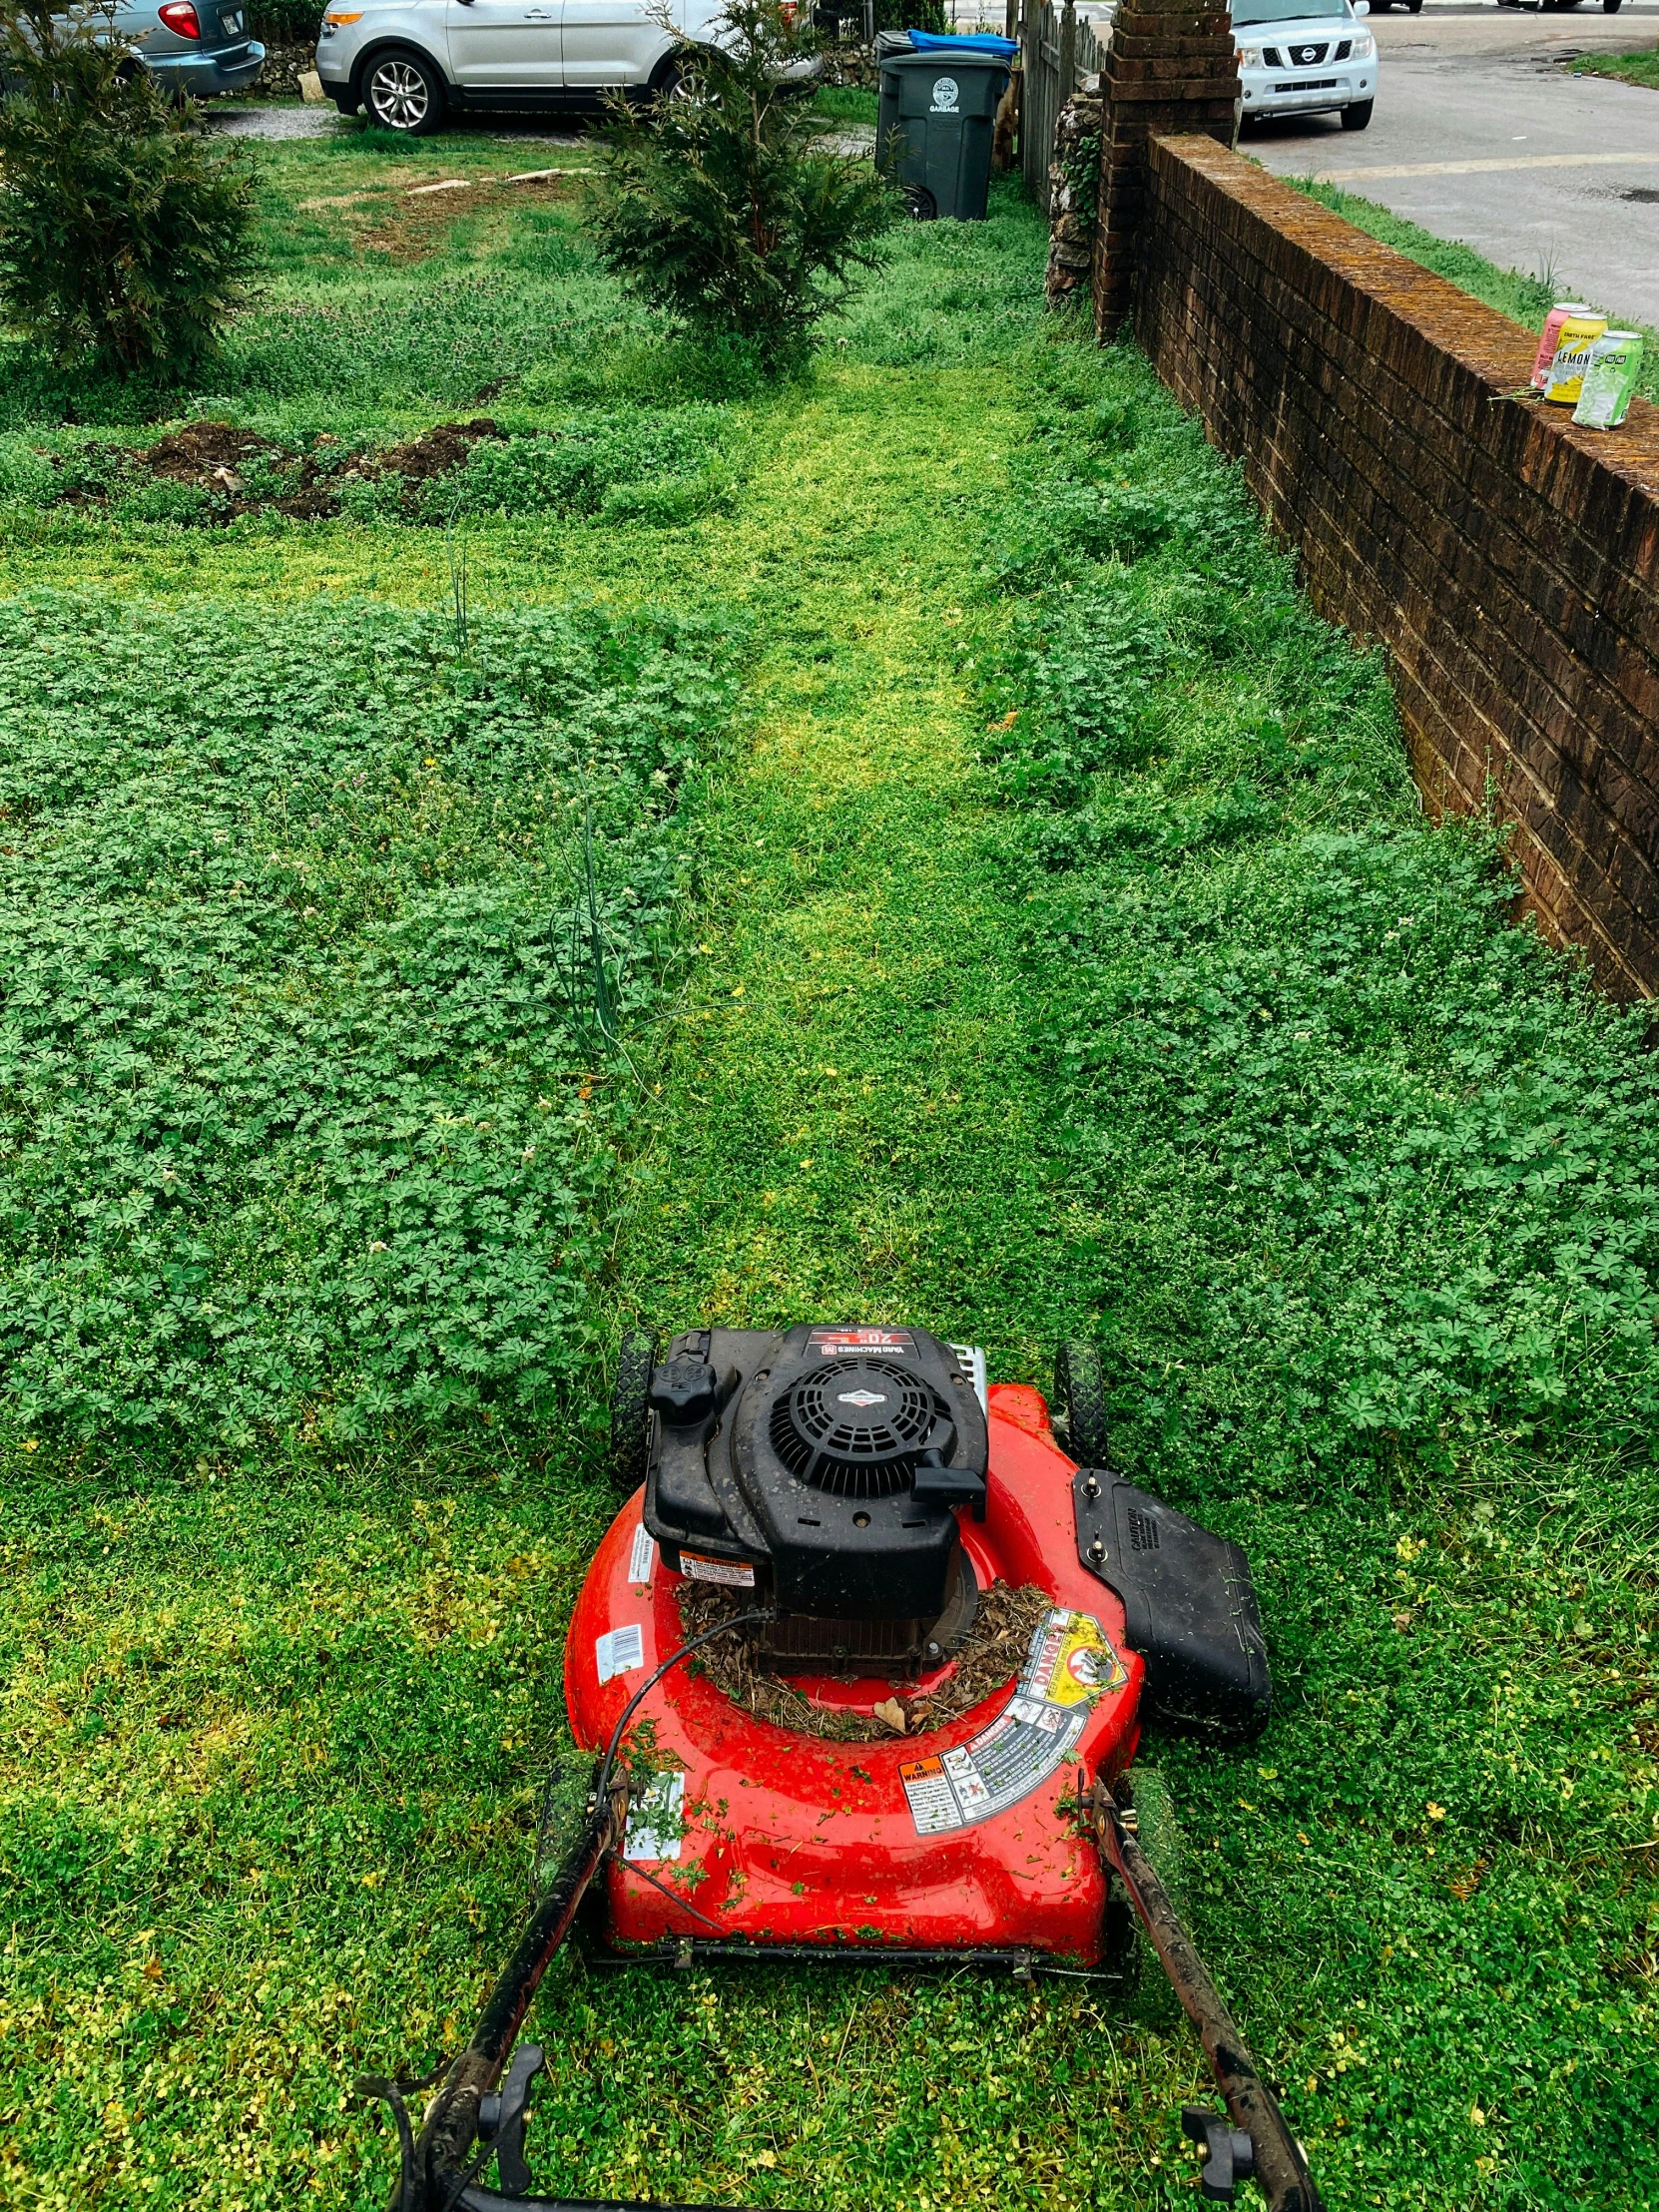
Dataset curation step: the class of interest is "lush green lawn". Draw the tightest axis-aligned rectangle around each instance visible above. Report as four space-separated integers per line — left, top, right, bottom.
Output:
1 118 1655 2212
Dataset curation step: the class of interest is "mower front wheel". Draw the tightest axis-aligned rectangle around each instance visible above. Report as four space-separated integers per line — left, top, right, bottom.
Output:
1053 1340 1111 1464
610 1327 658 1495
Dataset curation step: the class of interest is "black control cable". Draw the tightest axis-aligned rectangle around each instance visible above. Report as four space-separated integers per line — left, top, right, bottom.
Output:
593 1604 775 1808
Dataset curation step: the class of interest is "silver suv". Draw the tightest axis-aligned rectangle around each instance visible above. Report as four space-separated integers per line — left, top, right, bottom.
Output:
317 0 816 134
110 0 266 97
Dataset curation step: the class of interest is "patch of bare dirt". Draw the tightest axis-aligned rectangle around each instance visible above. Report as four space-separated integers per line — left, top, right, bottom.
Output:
363 417 507 483
353 173 578 263
678 1578 1055 1744
58 416 513 524
134 420 341 519
141 421 279 482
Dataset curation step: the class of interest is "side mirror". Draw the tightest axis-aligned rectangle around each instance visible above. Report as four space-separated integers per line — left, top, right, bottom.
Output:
1353 3 1370 14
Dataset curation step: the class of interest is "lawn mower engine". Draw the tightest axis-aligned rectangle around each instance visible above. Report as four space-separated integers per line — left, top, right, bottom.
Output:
376 1327 1324 2212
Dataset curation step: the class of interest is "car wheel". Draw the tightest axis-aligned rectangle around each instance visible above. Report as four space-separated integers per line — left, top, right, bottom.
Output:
650 51 697 100
1603 0 1622 12
361 47 446 134
1342 97 1374 129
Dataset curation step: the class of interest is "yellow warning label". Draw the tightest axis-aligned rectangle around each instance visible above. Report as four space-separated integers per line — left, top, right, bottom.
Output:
1027 1610 1128 1707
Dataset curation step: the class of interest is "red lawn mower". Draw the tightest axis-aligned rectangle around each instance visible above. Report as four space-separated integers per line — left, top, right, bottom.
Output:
368 1326 1324 2212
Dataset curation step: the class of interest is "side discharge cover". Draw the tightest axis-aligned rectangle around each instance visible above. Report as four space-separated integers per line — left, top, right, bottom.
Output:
1072 1470 1271 1741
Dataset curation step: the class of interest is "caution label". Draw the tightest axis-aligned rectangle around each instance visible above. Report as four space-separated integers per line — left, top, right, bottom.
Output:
899 1607 1125 1836
624 1770 687 1863
628 1521 657 1586
680 1550 757 1587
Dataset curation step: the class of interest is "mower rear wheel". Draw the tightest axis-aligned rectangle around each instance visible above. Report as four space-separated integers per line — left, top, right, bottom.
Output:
1053 1340 1111 1464
610 1327 658 1494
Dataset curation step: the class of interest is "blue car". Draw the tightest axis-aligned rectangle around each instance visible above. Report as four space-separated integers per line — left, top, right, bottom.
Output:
111 0 267 97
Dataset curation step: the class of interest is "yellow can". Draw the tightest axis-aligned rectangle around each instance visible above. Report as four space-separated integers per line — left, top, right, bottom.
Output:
1543 312 1609 405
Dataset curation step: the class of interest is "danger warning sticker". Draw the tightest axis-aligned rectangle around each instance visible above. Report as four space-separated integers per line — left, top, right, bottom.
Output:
1024 1609 1128 1707
680 1550 757 1587
899 1608 1125 1836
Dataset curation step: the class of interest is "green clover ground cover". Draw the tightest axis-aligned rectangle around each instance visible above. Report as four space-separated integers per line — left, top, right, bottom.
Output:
0 592 740 1444
0 125 1655 2212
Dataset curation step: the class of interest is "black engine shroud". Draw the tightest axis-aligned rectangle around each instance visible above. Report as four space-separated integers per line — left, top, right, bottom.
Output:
643 1325 988 1639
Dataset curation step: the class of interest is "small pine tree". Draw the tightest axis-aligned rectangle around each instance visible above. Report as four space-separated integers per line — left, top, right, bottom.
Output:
588 0 894 368
0 0 259 375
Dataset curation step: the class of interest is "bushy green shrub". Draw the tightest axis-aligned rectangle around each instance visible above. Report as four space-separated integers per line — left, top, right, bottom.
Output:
588 0 894 365
0 0 259 373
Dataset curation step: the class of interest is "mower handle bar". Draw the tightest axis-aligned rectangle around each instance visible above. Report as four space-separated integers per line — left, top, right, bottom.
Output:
381 1651 1323 2210
1093 1778 1325 2212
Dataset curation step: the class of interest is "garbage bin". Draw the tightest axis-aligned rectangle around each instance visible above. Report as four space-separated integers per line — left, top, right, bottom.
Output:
875 36 1013 223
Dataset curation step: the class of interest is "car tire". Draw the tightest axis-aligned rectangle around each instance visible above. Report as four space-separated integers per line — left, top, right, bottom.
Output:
360 46 446 135
650 50 696 100
1342 97 1374 129
1603 0 1622 12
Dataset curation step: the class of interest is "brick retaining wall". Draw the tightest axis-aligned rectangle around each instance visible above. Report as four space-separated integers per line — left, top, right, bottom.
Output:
1135 133 1659 1000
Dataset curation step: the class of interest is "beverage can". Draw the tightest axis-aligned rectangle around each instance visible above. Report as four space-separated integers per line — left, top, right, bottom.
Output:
1544 312 1609 405
1531 302 1594 392
1572 331 1644 430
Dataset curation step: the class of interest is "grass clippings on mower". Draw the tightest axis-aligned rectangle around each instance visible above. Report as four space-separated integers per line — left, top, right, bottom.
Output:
677 1580 1056 1742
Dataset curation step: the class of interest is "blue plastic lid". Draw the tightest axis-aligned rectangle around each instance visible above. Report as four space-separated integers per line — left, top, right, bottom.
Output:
904 28 1020 55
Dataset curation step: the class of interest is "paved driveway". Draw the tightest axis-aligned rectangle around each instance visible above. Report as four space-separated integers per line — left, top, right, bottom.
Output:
1247 3 1659 324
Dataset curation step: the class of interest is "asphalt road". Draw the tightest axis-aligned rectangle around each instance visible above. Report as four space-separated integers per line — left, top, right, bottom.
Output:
1247 4 1659 325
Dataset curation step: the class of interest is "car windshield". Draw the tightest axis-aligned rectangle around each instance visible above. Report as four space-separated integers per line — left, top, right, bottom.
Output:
1232 0 1353 21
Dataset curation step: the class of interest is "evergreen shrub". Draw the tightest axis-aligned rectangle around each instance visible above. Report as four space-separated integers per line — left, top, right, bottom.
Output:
588 0 894 365
0 0 258 374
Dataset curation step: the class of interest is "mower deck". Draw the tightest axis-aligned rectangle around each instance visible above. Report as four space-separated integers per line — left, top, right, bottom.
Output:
566 1382 1142 1961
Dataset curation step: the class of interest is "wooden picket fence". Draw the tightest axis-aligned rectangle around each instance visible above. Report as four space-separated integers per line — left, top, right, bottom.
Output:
1019 0 1105 212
